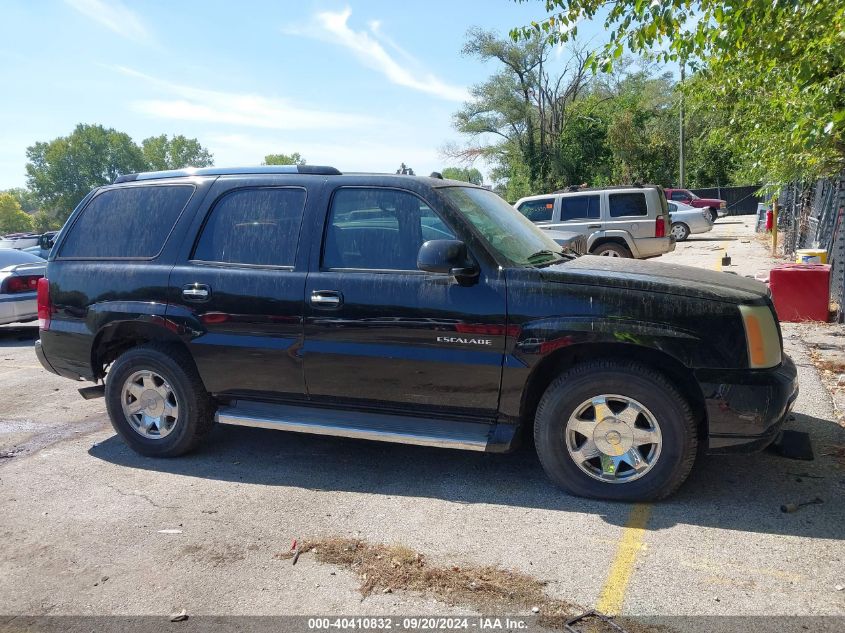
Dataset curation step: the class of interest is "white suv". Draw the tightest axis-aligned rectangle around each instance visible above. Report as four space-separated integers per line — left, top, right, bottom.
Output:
514 186 675 258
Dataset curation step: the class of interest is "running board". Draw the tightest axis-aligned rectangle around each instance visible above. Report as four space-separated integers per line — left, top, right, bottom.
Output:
215 401 491 451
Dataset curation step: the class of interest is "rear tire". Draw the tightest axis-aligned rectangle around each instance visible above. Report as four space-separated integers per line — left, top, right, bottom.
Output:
671 222 690 241
105 343 215 457
591 242 631 258
534 360 697 501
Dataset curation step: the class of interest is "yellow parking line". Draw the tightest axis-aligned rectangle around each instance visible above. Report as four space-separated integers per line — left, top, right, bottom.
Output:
596 503 652 615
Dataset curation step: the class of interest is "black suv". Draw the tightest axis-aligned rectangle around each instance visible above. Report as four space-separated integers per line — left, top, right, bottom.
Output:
35 166 798 501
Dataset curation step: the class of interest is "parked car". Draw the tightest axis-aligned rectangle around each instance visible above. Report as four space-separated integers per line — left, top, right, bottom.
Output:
35 166 796 501
668 201 715 241
514 185 675 259
0 248 46 325
543 229 587 255
664 188 727 222
0 231 57 252
20 232 56 260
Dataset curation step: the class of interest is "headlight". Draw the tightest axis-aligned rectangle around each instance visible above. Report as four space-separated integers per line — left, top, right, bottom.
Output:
739 305 782 368
720 202 726 208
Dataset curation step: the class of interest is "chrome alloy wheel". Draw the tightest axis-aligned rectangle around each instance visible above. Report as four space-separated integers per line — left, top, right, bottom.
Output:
599 249 621 257
120 370 179 439
565 395 662 483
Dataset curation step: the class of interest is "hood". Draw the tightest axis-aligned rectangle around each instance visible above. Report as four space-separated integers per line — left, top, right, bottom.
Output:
540 255 769 303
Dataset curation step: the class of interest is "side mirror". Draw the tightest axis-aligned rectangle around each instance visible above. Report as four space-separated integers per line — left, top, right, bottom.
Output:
417 240 478 280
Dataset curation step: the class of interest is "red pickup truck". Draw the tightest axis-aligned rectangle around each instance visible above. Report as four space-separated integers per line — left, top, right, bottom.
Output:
664 188 726 222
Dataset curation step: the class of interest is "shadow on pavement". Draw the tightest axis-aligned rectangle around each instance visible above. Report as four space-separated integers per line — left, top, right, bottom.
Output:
89 410 845 540
0 324 39 348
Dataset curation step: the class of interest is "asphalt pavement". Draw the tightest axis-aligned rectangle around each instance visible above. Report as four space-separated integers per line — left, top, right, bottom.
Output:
0 216 842 631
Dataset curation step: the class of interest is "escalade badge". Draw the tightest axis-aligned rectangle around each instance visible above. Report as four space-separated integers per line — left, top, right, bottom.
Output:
437 336 493 346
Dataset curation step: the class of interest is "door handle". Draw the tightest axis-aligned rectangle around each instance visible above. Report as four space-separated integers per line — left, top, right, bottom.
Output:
182 284 211 302
587 224 602 229
311 290 343 308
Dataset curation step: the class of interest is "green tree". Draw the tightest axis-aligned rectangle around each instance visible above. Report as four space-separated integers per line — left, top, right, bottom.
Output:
512 0 845 183
450 29 590 196
141 134 214 171
2 187 39 213
31 210 59 233
596 65 678 185
441 167 483 184
26 123 148 222
263 152 305 166
0 193 33 234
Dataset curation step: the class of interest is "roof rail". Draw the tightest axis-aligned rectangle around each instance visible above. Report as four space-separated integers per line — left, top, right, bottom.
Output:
113 165 342 184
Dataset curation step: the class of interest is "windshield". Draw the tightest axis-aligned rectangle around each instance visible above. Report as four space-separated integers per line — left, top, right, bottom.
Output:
439 187 570 266
688 191 700 200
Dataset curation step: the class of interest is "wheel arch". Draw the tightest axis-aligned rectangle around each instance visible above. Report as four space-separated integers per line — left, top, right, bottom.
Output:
518 342 707 442
589 233 637 257
91 319 191 380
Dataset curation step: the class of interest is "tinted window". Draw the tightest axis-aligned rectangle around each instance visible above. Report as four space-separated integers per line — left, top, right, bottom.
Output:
560 195 600 221
323 188 454 270
609 192 648 217
518 198 555 222
670 190 689 201
60 185 193 258
193 187 306 266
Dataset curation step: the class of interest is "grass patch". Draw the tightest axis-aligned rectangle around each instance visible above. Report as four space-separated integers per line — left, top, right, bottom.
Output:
277 538 667 632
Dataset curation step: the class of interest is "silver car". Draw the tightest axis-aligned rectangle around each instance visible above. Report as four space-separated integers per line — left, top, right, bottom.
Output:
668 201 715 241
514 185 675 259
0 248 46 325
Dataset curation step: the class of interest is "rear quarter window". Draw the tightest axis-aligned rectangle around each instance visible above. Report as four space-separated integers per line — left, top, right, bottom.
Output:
608 192 648 217
59 185 194 258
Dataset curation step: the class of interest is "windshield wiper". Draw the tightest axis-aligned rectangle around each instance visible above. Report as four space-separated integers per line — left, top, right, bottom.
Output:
526 249 567 265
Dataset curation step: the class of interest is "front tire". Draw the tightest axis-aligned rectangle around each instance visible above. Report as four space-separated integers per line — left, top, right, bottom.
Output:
105 343 215 457
534 360 697 501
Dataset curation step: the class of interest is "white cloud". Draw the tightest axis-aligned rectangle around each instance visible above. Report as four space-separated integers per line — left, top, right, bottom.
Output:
113 66 376 131
64 0 151 43
291 7 469 103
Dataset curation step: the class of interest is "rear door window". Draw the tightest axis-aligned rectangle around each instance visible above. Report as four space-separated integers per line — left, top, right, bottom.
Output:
517 198 555 222
323 188 454 271
560 195 600 221
609 192 648 217
60 185 194 258
192 187 307 267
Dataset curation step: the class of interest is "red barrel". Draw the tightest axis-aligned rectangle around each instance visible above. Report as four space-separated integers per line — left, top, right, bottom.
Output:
769 263 831 322
765 210 773 231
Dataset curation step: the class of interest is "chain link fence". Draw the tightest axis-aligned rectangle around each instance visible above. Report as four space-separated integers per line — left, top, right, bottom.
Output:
765 169 845 322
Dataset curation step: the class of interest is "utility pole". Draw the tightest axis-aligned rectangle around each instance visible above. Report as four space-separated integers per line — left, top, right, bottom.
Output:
679 62 685 188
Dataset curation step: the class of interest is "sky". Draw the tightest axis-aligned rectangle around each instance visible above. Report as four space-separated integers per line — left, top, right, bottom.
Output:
0 0 608 190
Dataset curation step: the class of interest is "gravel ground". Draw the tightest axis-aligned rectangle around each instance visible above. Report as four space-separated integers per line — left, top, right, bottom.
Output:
1 216 843 631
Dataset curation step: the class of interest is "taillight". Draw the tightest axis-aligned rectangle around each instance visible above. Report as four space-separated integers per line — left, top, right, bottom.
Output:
37 277 52 330
3 275 42 294
655 216 666 238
